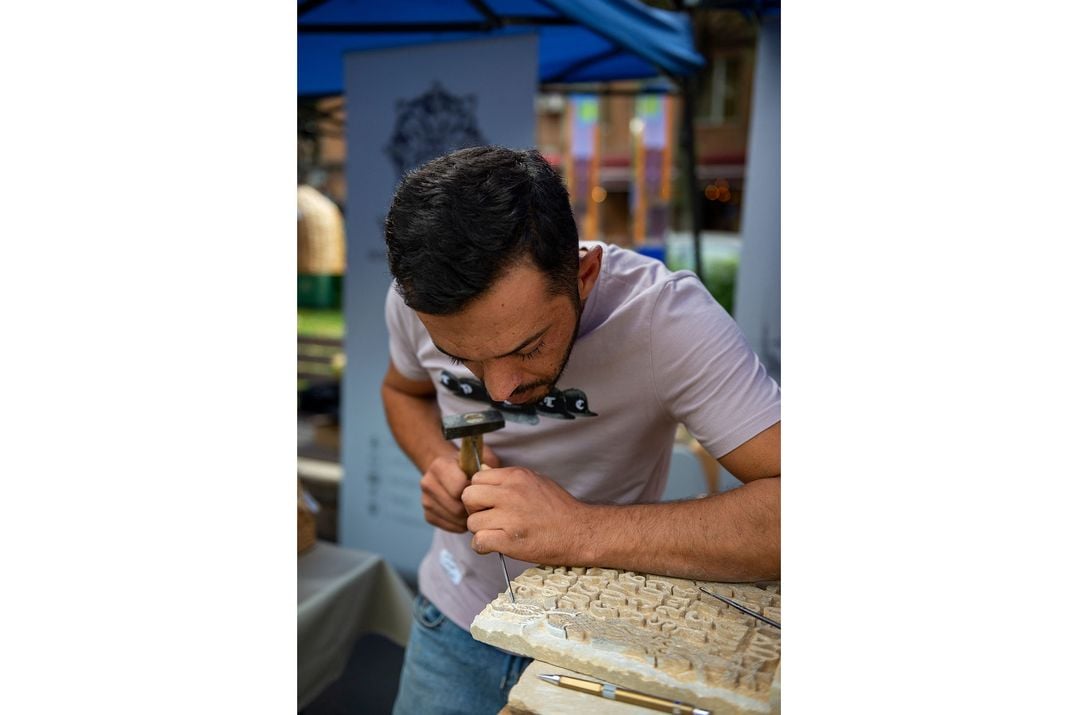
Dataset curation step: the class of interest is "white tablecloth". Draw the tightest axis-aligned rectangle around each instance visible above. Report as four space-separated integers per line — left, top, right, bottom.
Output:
298 541 413 710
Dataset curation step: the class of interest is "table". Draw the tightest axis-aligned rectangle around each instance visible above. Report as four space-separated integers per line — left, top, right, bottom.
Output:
298 541 414 710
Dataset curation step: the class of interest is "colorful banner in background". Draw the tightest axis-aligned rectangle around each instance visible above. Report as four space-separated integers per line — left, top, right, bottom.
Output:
632 95 673 246
567 95 600 241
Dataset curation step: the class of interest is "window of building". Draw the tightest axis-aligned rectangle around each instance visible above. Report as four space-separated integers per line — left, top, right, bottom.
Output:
706 55 742 125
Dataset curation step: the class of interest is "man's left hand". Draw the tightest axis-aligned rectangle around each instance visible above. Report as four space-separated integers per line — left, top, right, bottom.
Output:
461 467 591 565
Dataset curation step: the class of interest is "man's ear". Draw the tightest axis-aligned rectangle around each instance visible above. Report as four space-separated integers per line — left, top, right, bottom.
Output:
578 245 603 301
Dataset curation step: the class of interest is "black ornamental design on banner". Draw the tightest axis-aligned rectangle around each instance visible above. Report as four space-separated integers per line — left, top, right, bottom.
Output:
439 370 598 426
385 82 489 178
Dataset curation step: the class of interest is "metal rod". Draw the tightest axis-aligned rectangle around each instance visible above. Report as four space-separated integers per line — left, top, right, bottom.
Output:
473 449 515 603
698 586 780 629
677 72 705 286
499 554 515 603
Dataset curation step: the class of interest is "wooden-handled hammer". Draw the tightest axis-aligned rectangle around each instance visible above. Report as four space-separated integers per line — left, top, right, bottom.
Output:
442 409 515 602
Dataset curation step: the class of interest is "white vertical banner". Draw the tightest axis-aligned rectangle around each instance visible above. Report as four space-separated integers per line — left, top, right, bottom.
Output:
341 35 538 579
735 17 780 384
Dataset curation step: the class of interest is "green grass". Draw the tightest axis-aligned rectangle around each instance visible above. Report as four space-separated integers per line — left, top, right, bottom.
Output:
298 308 345 339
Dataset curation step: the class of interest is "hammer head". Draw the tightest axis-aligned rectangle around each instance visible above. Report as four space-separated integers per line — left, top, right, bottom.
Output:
442 409 505 440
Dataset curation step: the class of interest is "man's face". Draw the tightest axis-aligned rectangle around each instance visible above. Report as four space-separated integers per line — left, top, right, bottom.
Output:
416 261 581 406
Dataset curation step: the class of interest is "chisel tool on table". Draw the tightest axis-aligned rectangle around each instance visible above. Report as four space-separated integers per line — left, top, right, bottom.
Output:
442 409 515 602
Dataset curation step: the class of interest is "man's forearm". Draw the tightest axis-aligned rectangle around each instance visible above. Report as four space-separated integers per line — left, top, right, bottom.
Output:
381 384 455 472
575 476 780 582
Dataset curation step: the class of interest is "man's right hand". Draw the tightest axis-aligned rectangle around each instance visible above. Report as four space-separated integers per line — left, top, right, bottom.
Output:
419 447 500 532
381 359 506 532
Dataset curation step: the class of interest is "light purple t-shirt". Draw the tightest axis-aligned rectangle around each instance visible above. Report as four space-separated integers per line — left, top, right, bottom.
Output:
385 242 780 630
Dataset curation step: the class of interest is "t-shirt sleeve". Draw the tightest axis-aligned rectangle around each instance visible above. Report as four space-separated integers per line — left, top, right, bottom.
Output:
384 283 430 381
651 276 781 458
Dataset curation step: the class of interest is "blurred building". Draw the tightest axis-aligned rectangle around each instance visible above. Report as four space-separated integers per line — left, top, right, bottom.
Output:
298 10 759 248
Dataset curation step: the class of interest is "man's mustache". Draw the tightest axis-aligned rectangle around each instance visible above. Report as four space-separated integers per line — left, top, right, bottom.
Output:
508 380 555 402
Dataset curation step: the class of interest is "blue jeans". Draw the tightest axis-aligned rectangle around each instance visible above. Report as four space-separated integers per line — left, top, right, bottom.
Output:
391 593 531 715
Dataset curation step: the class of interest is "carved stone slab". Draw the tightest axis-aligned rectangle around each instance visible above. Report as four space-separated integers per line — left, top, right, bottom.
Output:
471 566 781 715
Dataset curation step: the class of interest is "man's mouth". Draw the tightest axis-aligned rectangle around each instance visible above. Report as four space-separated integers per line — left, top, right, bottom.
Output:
507 383 552 406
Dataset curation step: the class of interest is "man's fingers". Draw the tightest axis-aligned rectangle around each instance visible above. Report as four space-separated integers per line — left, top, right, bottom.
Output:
426 456 472 499
465 505 501 534
420 478 467 529
437 467 472 500
471 528 509 555
421 474 468 521
469 468 507 486
421 494 467 532
420 491 455 522
460 483 500 513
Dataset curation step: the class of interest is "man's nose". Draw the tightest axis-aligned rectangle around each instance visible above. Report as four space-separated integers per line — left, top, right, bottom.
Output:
481 362 522 402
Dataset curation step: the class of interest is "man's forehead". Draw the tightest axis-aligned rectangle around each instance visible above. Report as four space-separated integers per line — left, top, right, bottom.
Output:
435 262 552 318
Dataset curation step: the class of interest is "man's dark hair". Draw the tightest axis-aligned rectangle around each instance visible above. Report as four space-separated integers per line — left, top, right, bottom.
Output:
385 146 579 315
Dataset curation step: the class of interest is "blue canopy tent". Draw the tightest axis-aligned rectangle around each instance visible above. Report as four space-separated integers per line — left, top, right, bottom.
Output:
298 0 705 98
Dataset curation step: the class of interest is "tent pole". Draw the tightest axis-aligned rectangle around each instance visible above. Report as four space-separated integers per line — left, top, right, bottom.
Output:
677 74 705 286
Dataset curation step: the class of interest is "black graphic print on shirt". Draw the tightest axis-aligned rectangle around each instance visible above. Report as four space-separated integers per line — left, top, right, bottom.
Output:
438 370 597 426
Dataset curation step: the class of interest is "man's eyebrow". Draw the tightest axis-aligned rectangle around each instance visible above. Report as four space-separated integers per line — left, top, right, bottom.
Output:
433 327 548 363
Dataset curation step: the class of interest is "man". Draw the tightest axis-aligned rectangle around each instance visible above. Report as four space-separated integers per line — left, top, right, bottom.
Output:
382 146 780 714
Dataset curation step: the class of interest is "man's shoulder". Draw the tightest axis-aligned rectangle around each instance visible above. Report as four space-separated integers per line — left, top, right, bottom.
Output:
598 243 707 307
578 243 708 337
